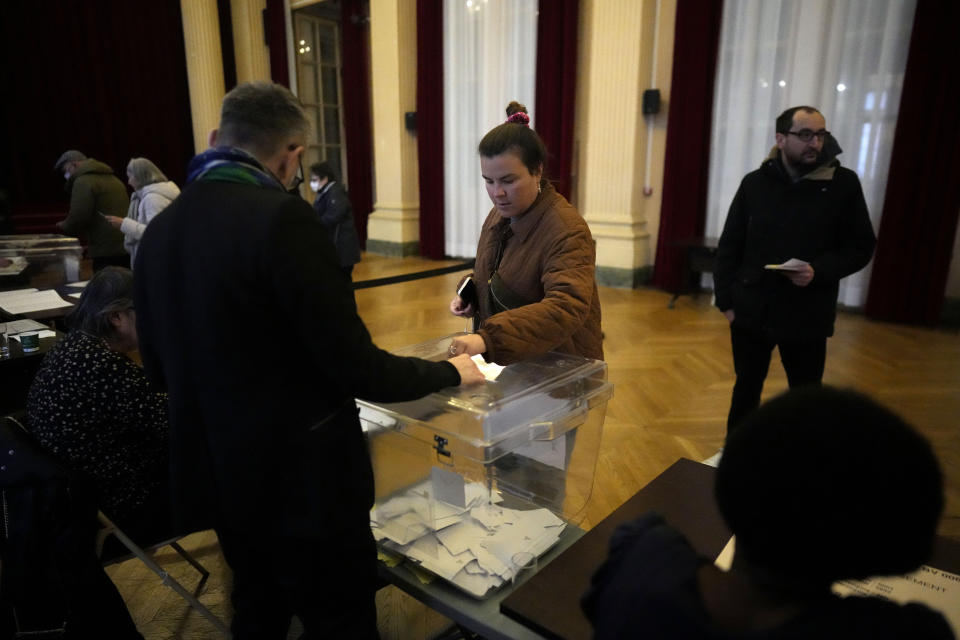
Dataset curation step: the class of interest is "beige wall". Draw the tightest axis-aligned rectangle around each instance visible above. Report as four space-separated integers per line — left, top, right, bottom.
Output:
574 0 675 285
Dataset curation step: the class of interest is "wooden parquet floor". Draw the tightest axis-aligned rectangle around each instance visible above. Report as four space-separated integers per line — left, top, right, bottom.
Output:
106 254 960 639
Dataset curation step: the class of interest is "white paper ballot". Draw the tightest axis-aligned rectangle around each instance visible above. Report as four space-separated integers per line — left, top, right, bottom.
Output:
513 436 567 471
2 319 48 333
0 288 38 301
833 565 960 638
405 535 472 581
472 354 504 381
374 511 429 546
714 536 958 636
431 467 466 508
471 504 507 530
764 258 810 271
436 518 493 556
10 330 57 342
450 566 503 596
0 290 73 314
371 476 565 598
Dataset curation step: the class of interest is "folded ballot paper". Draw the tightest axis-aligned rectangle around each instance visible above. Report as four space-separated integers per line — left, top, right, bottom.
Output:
371 471 566 598
764 258 810 271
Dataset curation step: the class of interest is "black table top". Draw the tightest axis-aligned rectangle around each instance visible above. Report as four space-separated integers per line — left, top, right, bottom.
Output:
501 458 729 640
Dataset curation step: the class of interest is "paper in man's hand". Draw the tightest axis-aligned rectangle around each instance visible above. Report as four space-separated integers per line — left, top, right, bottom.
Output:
764 258 810 272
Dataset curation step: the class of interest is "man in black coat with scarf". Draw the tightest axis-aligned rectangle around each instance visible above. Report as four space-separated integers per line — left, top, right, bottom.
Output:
134 82 482 639
714 105 876 436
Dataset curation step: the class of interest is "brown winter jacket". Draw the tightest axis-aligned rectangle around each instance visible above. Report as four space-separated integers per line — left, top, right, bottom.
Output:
470 183 603 365
61 159 127 258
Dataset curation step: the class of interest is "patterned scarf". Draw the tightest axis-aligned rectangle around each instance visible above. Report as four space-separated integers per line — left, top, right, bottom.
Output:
185 146 285 191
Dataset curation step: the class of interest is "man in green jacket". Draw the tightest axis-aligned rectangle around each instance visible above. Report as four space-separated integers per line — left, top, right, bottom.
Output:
54 150 128 271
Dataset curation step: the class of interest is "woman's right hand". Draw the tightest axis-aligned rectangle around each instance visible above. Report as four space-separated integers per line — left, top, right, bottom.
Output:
449 296 475 317
448 353 484 386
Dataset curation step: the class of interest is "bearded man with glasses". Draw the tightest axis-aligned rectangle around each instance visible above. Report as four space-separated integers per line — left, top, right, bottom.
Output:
714 105 877 437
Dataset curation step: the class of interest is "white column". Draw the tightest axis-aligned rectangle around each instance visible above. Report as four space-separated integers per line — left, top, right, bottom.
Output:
366 0 421 256
181 0 227 154
231 0 271 83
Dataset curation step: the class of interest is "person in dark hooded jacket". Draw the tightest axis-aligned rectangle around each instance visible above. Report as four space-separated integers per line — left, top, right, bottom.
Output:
54 150 128 271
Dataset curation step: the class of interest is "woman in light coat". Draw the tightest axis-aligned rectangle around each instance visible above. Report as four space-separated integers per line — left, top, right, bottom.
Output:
104 157 180 268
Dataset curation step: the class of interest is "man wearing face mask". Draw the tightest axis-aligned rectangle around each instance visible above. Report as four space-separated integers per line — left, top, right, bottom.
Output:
309 161 361 279
714 106 877 436
53 150 128 271
133 82 482 638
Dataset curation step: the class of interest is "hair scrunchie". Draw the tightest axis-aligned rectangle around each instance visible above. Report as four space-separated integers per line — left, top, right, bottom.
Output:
506 112 530 126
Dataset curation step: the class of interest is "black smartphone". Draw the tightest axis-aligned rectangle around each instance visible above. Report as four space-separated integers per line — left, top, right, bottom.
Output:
457 276 477 308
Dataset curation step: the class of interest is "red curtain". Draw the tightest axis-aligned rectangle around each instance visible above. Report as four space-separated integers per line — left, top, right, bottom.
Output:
217 0 238 91
416 0 446 258
417 0 579 258
535 0 579 200
0 0 194 218
265 0 289 87
340 0 374 249
865 2 960 325
649 0 724 292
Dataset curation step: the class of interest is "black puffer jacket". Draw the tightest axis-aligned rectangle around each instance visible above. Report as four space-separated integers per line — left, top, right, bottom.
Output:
714 152 876 340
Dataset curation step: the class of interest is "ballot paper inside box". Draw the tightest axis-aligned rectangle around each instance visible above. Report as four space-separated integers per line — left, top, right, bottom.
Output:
358 334 613 598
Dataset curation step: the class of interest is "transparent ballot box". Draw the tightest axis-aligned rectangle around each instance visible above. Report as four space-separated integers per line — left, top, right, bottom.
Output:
0 234 83 284
359 335 613 598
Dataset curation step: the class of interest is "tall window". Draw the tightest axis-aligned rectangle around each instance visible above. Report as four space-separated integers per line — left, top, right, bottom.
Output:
705 0 916 307
443 0 538 258
295 12 346 183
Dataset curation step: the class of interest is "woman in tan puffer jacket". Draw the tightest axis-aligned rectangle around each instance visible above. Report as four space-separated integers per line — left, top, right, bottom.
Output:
449 101 602 365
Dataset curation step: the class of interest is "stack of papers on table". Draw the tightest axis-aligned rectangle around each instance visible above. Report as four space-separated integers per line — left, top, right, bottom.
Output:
0 288 73 314
3 318 49 334
371 477 566 598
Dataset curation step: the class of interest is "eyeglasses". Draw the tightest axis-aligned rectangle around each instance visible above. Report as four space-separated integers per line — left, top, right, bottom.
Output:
786 129 830 143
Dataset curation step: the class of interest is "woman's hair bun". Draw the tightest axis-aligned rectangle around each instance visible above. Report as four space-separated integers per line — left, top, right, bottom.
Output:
506 101 528 116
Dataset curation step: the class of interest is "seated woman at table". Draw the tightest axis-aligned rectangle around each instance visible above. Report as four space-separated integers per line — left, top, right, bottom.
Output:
26 266 171 543
103 157 180 268
581 386 951 639
448 101 602 365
